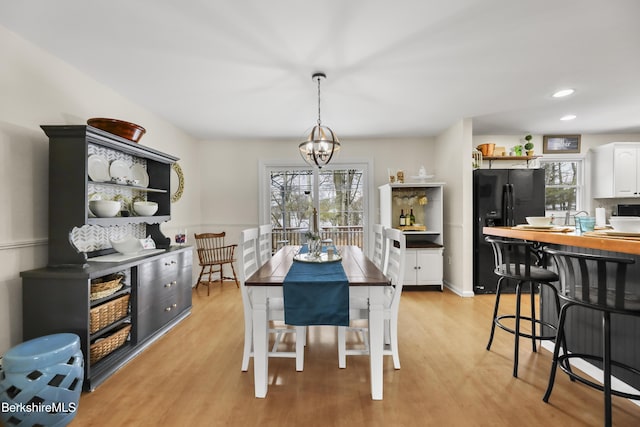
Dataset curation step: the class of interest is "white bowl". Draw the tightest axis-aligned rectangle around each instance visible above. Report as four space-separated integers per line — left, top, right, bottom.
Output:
133 201 158 216
89 200 120 218
526 216 552 226
609 216 640 233
110 236 143 254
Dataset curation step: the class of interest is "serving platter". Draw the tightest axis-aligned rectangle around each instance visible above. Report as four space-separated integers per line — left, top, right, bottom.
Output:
590 230 640 238
293 253 342 263
88 154 110 182
109 160 130 179
512 225 573 232
130 164 149 187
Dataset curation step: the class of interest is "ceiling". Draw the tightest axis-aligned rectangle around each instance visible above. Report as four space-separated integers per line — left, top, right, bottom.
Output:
2 0 640 140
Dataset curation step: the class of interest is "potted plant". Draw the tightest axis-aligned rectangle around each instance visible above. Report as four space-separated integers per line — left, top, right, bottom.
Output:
513 144 523 156
524 134 534 156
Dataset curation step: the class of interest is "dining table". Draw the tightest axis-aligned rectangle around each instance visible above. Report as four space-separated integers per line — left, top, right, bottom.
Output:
245 245 390 399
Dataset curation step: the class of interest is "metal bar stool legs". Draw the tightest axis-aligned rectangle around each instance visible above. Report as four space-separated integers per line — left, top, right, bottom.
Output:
486 277 560 377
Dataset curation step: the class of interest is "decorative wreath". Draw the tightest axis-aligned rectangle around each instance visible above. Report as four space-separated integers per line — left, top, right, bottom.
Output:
171 162 185 203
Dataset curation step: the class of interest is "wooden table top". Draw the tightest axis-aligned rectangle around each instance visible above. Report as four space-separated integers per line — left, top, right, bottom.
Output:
246 245 390 286
483 226 640 256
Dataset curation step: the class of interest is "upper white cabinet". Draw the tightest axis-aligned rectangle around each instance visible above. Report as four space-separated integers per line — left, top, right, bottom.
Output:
591 143 640 198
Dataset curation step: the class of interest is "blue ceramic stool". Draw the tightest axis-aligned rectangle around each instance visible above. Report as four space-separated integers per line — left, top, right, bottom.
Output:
0 333 84 427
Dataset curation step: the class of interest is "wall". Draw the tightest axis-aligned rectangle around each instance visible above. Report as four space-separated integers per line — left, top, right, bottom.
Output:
0 25 202 353
434 119 474 296
196 137 437 247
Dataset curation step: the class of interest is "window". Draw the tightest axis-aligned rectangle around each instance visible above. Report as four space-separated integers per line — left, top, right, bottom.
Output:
261 162 370 251
540 157 584 219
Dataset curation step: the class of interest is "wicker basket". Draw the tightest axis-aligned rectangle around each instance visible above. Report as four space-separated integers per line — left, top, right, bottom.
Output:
89 294 130 334
90 274 124 301
89 324 131 364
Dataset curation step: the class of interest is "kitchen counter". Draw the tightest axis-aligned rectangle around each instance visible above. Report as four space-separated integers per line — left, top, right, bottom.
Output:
483 226 640 255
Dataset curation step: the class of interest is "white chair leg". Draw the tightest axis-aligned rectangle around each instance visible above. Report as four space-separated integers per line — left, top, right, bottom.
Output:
295 326 305 371
384 319 391 345
390 316 400 369
338 326 347 368
241 321 252 372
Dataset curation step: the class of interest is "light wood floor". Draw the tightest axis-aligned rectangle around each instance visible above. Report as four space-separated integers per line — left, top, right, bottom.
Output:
70 284 639 426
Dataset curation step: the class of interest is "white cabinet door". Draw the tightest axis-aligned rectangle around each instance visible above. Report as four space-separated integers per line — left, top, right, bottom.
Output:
403 248 443 289
614 147 638 197
416 248 443 286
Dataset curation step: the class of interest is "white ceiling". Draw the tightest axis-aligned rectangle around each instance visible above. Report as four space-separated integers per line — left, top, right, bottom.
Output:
2 0 640 140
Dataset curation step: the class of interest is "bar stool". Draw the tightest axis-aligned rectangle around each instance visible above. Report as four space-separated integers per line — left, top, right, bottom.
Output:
543 248 640 427
485 237 561 377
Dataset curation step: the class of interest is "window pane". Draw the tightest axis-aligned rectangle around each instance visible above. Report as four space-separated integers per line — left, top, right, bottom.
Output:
270 170 313 230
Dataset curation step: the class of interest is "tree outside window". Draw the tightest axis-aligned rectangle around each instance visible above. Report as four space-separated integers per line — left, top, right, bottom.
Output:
541 159 583 219
269 168 364 248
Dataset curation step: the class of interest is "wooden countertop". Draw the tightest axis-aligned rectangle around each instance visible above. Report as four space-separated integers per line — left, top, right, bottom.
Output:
483 226 640 256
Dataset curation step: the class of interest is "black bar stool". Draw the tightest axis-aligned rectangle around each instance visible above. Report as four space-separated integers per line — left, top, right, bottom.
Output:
485 237 561 377
543 248 640 427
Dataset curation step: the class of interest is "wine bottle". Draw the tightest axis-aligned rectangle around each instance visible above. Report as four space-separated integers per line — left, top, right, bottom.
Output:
399 209 406 226
409 208 415 226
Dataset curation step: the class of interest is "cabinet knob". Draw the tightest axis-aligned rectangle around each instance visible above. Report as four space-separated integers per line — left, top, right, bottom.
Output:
172 303 177 308
165 306 172 312
172 280 177 285
164 283 172 288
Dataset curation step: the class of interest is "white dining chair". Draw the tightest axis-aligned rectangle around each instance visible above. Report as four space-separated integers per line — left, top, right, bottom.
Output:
371 223 386 272
338 227 406 369
258 224 273 266
238 228 305 372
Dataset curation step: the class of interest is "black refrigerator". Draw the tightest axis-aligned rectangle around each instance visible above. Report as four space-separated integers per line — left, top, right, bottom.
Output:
473 169 545 294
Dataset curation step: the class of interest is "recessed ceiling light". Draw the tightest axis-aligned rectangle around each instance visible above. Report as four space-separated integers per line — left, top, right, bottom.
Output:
553 89 575 98
560 114 577 121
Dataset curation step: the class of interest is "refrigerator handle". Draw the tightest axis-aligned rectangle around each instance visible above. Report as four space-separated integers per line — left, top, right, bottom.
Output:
508 184 515 226
501 184 509 226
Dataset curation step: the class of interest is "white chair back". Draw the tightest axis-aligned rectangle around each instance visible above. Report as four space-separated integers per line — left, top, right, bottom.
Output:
239 228 260 283
383 227 406 309
371 224 386 272
258 224 273 266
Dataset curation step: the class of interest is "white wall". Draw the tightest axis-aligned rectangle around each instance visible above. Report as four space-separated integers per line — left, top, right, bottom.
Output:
0 25 202 353
196 137 437 246
434 119 474 296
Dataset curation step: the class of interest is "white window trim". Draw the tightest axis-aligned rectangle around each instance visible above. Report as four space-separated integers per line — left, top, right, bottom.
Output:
258 158 374 256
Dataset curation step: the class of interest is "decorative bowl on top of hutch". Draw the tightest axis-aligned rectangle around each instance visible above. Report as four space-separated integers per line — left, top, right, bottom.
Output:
379 182 445 290
20 125 193 391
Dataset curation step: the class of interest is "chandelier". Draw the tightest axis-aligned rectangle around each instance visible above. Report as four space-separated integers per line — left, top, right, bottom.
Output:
299 72 340 168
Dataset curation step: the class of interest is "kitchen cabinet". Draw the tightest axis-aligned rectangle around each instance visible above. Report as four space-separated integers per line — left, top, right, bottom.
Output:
21 125 192 391
379 183 445 290
591 142 640 198
404 247 444 288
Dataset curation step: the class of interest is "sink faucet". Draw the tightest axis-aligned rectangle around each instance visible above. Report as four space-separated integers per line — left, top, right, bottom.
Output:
565 210 589 225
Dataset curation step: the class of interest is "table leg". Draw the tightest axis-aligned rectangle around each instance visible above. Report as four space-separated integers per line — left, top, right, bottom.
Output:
368 286 385 400
252 287 269 398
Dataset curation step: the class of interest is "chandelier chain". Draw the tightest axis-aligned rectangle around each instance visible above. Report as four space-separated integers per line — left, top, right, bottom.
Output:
317 75 322 126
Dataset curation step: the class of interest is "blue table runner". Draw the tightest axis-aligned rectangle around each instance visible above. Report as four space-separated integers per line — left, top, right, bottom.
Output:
283 246 349 326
